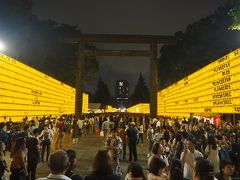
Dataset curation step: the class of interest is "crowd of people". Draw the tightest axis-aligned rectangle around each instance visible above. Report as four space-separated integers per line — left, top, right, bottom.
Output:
0 113 239 180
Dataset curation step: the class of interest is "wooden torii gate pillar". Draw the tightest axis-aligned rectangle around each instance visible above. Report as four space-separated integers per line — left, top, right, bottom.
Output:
65 34 176 119
150 42 158 119
75 44 85 119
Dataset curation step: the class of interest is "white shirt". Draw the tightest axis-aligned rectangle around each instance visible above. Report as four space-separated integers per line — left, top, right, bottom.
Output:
39 128 54 141
181 150 203 180
77 120 83 129
37 173 71 180
156 121 161 127
139 125 144 134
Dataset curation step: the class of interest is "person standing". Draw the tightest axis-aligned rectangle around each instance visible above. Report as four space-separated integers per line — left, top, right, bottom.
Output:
72 120 79 144
138 123 144 150
148 157 167 180
84 150 120 180
118 125 126 160
102 118 110 143
126 122 138 162
0 141 7 180
55 118 66 147
181 138 203 180
216 160 235 180
39 124 53 162
37 150 71 180
147 124 154 158
77 118 83 137
26 128 40 180
105 129 122 176
205 135 220 174
65 149 83 180
10 137 28 180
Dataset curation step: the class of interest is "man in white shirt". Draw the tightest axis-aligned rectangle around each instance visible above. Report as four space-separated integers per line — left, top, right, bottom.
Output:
37 150 71 180
181 138 203 180
77 119 83 137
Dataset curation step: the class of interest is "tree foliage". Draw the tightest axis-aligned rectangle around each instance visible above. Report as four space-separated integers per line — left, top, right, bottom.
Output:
229 0 240 30
0 0 98 88
158 1 240 88
94 78 112 104
130 73 149 105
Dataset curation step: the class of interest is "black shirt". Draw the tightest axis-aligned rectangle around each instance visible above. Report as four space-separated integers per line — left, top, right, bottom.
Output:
65 171 83 180
26 137 39 156
126 127 138 143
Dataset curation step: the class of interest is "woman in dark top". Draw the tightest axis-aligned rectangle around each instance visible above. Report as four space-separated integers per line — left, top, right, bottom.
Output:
10 137 28 180
84 149 120 180
125 162 146 180
174 133 184 160
193 159 215 180
26 128 40 180
169 158 186 180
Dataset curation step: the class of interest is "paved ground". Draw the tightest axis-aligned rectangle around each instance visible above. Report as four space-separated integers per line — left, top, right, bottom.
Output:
35 133 149 179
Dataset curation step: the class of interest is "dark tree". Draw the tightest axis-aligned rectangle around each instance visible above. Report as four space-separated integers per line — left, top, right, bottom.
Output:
0 0 98 88
94 78 112 105
229 0 240 30
130 73 149 105
158 1 240 88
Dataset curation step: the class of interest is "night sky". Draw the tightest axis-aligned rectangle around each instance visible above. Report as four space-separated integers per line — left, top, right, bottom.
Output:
32 0 227 94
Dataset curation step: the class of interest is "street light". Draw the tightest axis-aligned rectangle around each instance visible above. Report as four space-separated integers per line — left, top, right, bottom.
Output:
0 40 6 52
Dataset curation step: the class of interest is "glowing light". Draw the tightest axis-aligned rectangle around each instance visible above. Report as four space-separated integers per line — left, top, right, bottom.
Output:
0 41 6 51
0 53 89 121
157 48 240 117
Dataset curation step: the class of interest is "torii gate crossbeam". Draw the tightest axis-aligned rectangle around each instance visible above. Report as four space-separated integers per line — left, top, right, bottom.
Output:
64 34 176 118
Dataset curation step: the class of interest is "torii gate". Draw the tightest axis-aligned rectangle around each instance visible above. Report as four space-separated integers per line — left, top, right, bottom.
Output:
65 34 176 118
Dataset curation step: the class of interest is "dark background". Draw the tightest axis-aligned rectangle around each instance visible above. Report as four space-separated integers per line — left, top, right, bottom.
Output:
31 0 228 94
